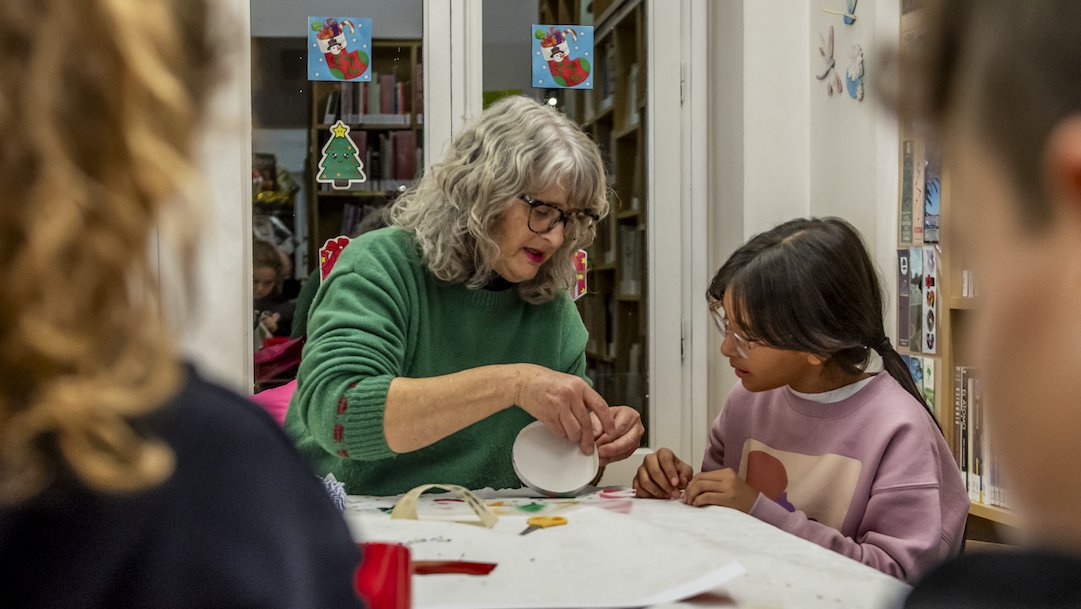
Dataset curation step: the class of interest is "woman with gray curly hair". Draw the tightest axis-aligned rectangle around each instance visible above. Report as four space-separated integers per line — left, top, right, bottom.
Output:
286 96 644 495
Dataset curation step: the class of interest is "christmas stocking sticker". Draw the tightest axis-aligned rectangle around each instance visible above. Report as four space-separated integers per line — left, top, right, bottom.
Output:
532 25 594 89
316 121 367 190
307 17 372 82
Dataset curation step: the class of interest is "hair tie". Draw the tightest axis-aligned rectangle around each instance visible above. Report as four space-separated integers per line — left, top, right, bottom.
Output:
873 337 894 354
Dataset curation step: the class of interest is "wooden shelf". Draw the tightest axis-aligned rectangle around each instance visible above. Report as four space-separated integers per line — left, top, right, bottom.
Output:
316 191 395 199
615 121 640 140
615 209 641 221
585 105 614 128
313 123 413 131
591 262 617 271
948 296 978 310
969 502 1017 528
586 350 616 363
616 293 641 302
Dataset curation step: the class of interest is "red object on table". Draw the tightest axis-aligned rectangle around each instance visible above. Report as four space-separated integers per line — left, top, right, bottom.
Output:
413 560 498 576
354 543 411 609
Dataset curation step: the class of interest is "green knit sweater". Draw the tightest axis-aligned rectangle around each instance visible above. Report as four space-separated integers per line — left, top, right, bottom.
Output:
284 227 588 495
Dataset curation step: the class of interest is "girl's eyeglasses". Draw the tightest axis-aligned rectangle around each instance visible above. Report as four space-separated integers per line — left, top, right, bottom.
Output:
708 303 756 359
518 194 599 237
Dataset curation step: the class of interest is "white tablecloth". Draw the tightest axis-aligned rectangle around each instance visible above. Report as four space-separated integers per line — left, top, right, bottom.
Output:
344 487 909 609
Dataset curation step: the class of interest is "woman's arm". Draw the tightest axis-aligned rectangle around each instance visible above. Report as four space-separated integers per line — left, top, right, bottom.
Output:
385 363 614 455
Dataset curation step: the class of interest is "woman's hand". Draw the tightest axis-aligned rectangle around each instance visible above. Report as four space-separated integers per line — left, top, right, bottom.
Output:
683 468 758 512
515 364 615 455
590 407 644 466
633 448 693 499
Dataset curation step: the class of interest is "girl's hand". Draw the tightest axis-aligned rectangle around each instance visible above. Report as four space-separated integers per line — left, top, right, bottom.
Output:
515 364 615 455
633 448 693 499
590 406 644 466
260 311 281 334
683 468 758 512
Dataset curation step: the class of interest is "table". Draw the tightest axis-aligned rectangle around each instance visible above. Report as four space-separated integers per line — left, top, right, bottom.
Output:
344 487 910 609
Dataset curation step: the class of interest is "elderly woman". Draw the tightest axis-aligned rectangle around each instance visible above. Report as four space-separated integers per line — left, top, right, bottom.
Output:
286 96 644 495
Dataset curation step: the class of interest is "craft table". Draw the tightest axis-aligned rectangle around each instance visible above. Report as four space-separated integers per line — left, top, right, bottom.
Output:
344 487 910 609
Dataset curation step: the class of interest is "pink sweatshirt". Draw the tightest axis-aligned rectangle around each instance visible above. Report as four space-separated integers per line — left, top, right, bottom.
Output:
703 373 969 581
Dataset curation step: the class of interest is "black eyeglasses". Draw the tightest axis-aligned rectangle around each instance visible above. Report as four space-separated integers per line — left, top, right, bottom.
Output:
518 194 599 236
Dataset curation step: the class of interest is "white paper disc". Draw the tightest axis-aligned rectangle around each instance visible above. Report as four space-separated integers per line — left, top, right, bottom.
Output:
512 421 599 497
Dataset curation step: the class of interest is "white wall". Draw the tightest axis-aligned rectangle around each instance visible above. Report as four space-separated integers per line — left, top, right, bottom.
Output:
708 0 812 421
809 0 901 344
706 0 900 423
482 0 539 93
252 0 423 38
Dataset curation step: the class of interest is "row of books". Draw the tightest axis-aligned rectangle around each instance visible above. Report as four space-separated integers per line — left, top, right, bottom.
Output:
316 130 420 193
582 294 615 359
899 138 942 245
901 354 940 418
896 246 939 355
339 203 386 237
617 224 643 296
321 69 422 126
953 367 1009 508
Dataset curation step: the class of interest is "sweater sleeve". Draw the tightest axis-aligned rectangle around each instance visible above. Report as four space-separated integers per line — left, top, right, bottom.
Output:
748 421 957 582
292 234 415 462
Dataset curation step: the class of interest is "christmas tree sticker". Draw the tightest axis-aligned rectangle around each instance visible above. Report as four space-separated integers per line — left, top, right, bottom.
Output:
317 121 367 190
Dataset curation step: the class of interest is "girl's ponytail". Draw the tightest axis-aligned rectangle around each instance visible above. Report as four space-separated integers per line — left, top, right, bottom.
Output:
873 338 941 429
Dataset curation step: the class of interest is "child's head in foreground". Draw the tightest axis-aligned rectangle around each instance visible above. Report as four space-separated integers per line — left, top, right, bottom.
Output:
906 0 1081 548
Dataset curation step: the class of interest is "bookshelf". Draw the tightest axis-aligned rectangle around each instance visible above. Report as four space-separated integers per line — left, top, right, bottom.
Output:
897 9 1012 538
306 39 423 270
538 0 649 432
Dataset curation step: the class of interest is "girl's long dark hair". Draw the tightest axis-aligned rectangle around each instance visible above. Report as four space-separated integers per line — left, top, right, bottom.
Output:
708 217 939 426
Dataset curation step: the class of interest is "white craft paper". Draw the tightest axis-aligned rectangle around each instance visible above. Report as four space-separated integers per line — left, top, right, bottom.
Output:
349 507 745 609
512 421 599 496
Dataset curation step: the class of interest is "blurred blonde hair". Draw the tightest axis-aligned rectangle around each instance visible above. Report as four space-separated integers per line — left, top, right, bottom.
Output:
390 95 610 304
0 0 218 502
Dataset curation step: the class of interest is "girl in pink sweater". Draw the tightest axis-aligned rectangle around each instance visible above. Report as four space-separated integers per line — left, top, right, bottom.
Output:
635 217 969 581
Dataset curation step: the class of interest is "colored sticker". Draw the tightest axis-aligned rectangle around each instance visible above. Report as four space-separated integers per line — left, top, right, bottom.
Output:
316 121 367 190
571 249 588 301
319 235 352 282
531 25 594 89
308 17 372 82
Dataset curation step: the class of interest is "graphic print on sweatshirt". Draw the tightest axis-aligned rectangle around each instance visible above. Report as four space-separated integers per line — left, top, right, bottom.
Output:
738 439 862 531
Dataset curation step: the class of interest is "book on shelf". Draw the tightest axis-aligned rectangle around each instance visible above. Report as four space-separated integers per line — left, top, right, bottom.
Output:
922 245 938 354
625 64 639 127
970 373 983 504
922 357 937 417
962 269 978 298
617 225 642 296
908 246 924 352
323 89 341 124
415 63 424 116
897 249 911 349
599 41 616 110
953 366 969 482
911 139 926 245
900 140 914 245
924 145 942 243
340 203 382 235
902 354 938 417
